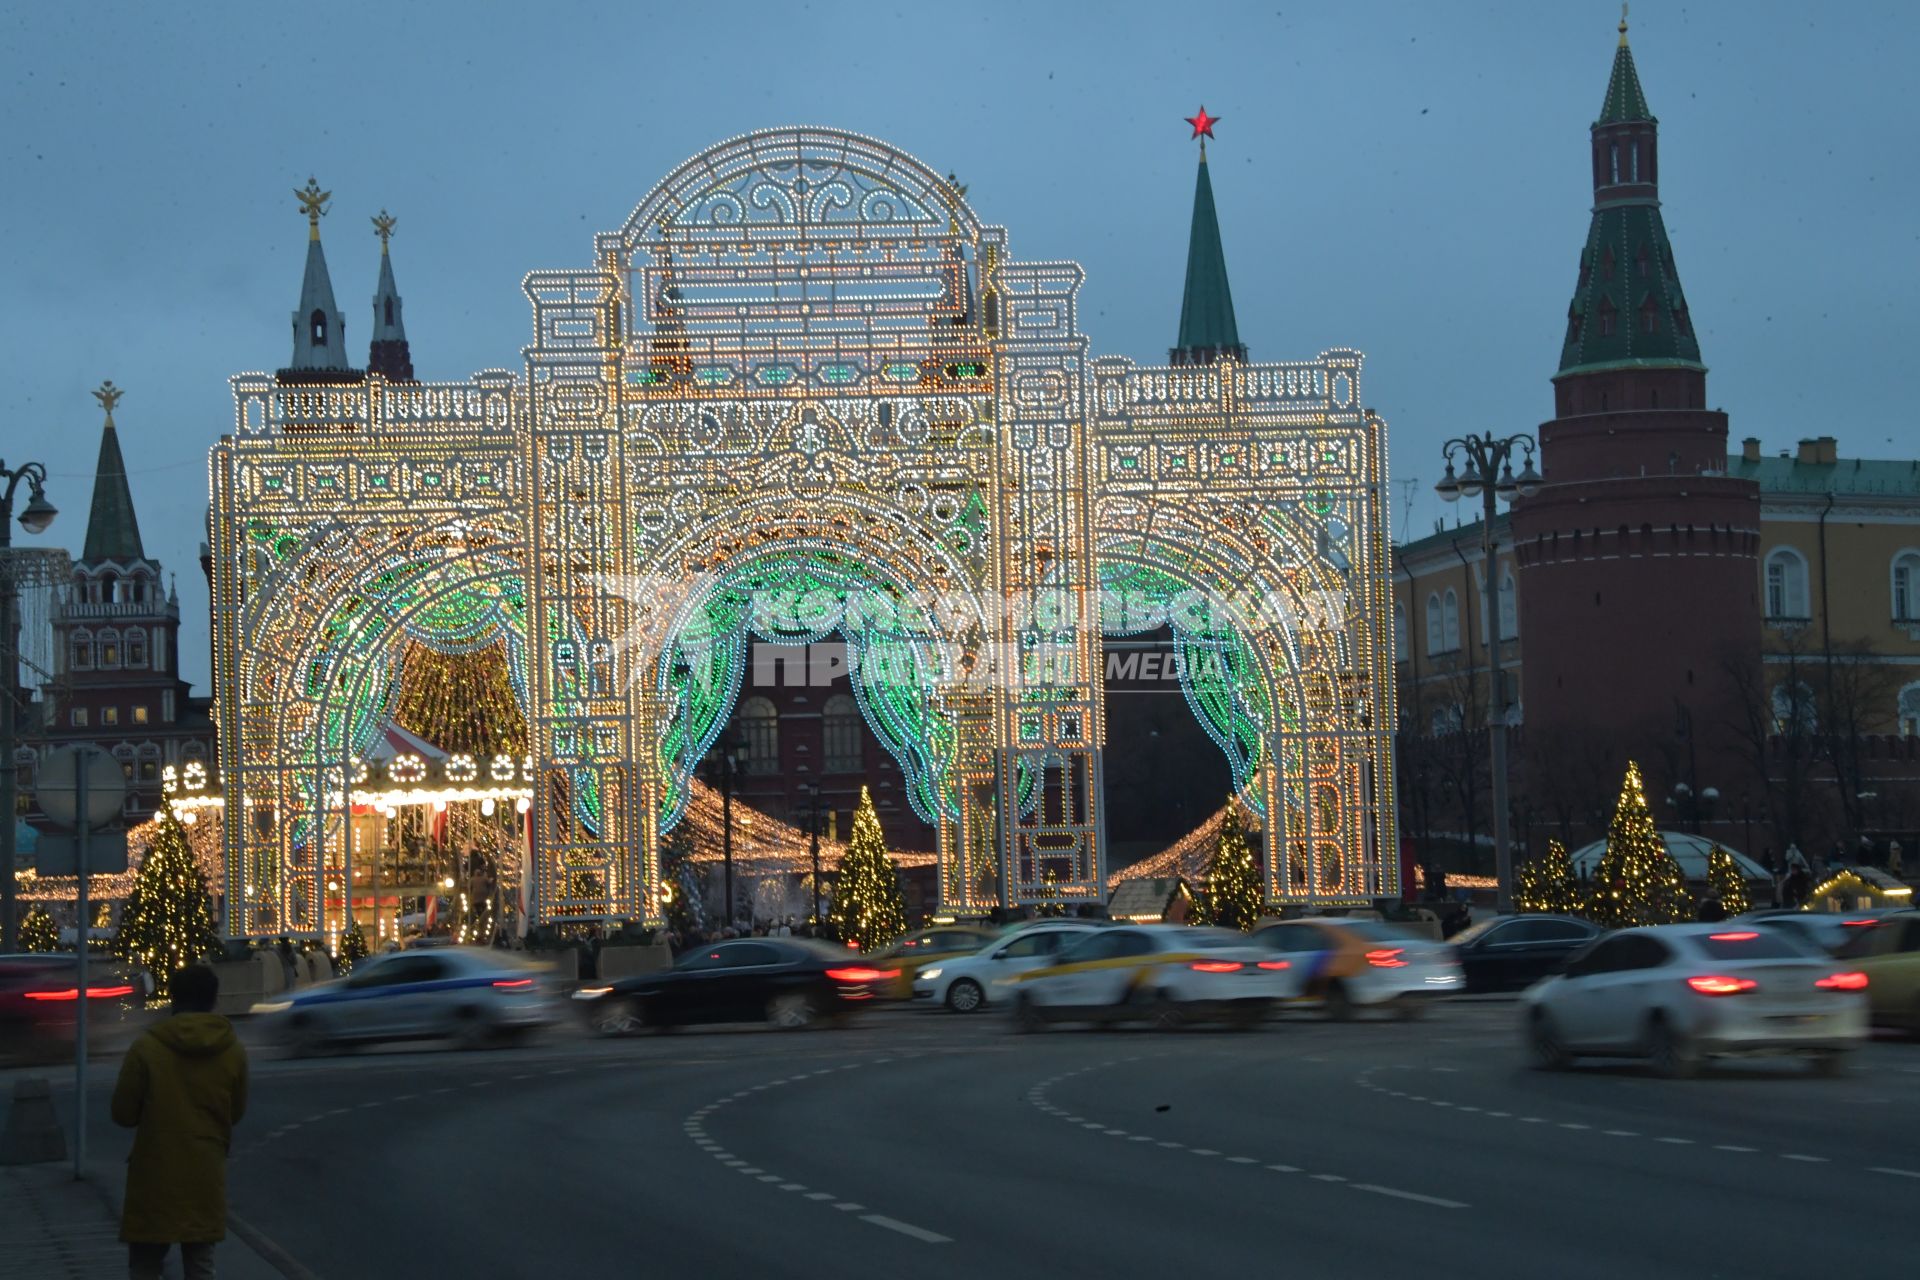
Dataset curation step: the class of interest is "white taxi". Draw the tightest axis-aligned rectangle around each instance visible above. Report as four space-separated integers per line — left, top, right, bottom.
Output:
912 921 1105 1012
1008 924 1302 1030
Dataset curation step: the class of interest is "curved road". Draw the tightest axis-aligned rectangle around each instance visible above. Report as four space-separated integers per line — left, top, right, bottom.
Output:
71 1004 1917 1278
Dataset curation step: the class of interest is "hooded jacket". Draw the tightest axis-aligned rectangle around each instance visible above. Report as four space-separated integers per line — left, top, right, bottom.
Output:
110 1011 249 1243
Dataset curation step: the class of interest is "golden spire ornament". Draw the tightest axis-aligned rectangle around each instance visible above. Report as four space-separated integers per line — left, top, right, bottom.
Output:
1619 2 1629 45
372 209 397 253
295 177 331 240
92 379 125 425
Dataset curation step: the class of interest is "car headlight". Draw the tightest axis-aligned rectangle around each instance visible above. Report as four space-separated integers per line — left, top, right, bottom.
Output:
919 968 943 982
571 986 613 1001
251 1000 293 1014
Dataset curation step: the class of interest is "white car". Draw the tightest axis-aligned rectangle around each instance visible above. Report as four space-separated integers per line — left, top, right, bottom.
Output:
255 947 555 1054
912 922 1105 1012
1008 924 1304 1029
1247 918 1463 1018
1520 923 1869 1077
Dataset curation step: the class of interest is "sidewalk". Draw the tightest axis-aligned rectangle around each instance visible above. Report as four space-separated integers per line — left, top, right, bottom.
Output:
0 1163 289 1280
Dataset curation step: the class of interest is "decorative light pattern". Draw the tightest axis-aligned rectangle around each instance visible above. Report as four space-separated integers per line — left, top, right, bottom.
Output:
207 127 1396 936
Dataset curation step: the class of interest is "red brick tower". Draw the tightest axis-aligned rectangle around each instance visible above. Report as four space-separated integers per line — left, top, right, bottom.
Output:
1513 18 1761 805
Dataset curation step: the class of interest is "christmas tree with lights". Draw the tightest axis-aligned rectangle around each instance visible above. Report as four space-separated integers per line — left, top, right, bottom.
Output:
112 809 218 997
1591 761 1691 928
827 787 905 950
20 903 59 952
660 821 705 935
1196 802 1262 930
337 918 370 971
1705 844 1751 916
1516 838 1580 914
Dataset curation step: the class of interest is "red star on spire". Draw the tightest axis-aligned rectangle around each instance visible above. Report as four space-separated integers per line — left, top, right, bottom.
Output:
1185 106 1219 141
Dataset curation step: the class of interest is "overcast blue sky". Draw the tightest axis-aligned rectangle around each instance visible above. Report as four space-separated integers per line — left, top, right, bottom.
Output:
3 1 1913 688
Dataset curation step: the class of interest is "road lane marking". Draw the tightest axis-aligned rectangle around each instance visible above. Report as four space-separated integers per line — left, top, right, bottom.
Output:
1656 1138 1693 1146
834 1203 865 1212
862 1214 951 1244
1603 1129 1638 1137
1311 1174 1347 1183
1714 1145 1757 1153
1227 1156 1258 1164
1352 1184 1469 1210
1191 1148 1220 1156
1871 1167 1920 1179
1782 1154 1827 1163
1267 1164 1299 1173
1485 1111 1510 1118
805 1192 837 1201
1559 1123 1590 1130
1158 1141 1184 1149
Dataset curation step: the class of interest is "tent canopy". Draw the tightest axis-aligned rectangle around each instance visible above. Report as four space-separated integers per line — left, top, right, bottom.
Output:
1568 832 1768 882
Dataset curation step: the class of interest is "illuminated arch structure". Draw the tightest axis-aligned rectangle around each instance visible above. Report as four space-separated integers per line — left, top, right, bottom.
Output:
209 127 1396 935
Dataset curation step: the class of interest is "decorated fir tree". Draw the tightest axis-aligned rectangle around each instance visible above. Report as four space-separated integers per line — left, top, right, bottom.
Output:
659 822 705 935
827 787 906 950
1590 761 1691 928
112 809 218 997
1705 844 1751 916
20 903 60 952
1196 802 1262 930
1516 838 1580 915
336 918 370 971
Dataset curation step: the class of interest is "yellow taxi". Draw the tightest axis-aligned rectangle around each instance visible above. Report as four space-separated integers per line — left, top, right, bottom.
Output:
1009 924 1301 1029
864 926 999 1000
1833 910 1920 1035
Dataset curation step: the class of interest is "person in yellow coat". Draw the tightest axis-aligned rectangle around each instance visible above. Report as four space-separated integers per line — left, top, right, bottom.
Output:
111 963 249 1280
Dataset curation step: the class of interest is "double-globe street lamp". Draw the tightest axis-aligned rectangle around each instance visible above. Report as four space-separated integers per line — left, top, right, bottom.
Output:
1435 434 1540 914
0 460 58 952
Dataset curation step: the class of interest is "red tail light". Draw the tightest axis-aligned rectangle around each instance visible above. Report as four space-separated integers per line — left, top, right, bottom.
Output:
1842 919 1878 928
1815 972 1868 991
826 967 887 983
1707 932 1759 942
1256 960 1291 971
23 985 133 1002
1686 975 1757 996
1366 948 1408 969
492 978 534 989
1189 961 1244 973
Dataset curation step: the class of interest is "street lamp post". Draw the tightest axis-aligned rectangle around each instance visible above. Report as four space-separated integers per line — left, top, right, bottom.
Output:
805 781 822 929
0 459 58 952
708 730 749 929
1435 434 1539 915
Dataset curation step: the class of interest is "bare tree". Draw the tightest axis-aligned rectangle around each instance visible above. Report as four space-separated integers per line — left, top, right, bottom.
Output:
1815 637 1905 842
1721 634 1823 855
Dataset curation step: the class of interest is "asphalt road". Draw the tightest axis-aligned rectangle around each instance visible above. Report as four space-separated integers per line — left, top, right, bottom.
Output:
54 1004 1920 1280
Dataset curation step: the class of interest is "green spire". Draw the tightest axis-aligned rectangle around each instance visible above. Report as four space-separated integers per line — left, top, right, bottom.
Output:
82 390 146 563
1172 146 1245 365
1558 19 1700 376
1597 19 1654 124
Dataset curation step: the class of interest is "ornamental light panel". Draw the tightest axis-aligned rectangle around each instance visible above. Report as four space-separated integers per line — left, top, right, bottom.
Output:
208 127 1397 935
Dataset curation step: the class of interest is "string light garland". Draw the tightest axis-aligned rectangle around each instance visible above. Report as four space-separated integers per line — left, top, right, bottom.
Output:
1192 800 1261 930
208 127 1396 935
1515 838 1582 915
20 904 59 952
1704 843 1751 916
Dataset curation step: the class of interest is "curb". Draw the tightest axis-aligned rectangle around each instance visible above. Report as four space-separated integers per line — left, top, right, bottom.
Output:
85 1160 320 1280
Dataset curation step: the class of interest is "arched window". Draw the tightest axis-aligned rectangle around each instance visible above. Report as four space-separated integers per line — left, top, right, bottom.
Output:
1765 547 1810 620
310 308 328 347
1442 589 1461 652
97 628 120 668
1498 570 1518 640
1892 551 1920 622
1899 684 1920 737
1772 682 1818 735
71 629 93 670
125 628 147 668
739 697 779 776
1425 593 1443 656
822 694 862 774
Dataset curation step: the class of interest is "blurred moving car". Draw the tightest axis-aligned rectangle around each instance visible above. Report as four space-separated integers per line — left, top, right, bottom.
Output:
255 947 553 1054
1248 918 1463 1018
574 938 883 1032
1009 925 1299 1029
0 954 146 1064
863 926 1000 999
1521 924 1868 1077
1740 909 1894 957
1832 910 1920 1035
1451 915 1603 993
912 921 1103 1012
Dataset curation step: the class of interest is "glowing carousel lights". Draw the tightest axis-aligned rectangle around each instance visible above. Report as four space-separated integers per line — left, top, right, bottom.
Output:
209 126 1396 936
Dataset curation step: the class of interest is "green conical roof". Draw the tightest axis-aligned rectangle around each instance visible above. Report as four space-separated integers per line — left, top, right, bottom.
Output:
1174 148 1243 360
83 416 145 563
1597 32 1654 124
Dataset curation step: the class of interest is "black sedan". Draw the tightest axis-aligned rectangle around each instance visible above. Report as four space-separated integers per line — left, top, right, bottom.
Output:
572 939 884 1033
1450 915 1602 993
